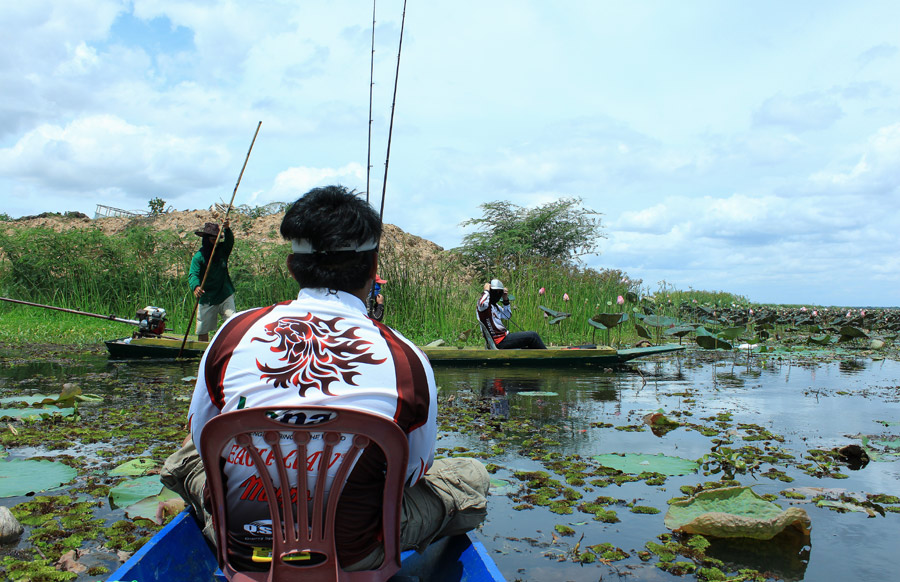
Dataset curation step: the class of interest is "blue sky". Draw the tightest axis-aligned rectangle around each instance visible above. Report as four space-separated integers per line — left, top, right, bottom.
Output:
1 1 898 307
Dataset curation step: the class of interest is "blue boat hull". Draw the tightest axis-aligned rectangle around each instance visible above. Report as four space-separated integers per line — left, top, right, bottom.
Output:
107 509 505 582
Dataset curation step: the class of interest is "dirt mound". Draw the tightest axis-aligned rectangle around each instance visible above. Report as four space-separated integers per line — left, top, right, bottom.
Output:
2 209 467 281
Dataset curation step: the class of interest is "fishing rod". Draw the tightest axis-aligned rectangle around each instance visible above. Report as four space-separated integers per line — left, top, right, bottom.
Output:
365 0 376 203
378 0 406 223
367 0 407 315
178 121 262 357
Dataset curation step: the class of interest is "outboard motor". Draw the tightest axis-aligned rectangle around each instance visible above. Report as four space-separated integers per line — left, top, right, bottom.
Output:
135 306 167 337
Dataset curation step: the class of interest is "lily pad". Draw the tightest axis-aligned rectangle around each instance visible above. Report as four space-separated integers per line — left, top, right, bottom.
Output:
592 313 628 328
489 478 514 495
0 394 55 405
665 486 811 540
592 453 698 476
696 335 732 350
0 406 76 420
664 325 695 338
839 326 868 339
0 459 78 497
109 475 164 508
641 315 678 328
124 487 182 523
807 334 833 346
816 499 882 517
718 326 746 340
110 458 160 476
634 323 652 340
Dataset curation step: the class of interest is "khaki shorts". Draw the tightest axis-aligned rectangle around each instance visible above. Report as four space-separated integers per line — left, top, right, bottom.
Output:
159 444 489 571
196 294 235 334
349 457 490 570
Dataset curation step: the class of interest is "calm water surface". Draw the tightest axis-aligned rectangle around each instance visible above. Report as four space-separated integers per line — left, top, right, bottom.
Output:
0 350 897 581
433 355 900 582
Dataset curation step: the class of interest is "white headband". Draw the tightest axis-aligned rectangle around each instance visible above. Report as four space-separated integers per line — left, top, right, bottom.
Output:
291 238 378 254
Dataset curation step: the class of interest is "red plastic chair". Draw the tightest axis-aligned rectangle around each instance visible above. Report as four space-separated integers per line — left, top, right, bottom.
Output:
199 406 409 582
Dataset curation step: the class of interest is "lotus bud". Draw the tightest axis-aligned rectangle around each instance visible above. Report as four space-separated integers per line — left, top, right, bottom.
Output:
617 295 625 305
563 293 570 302
538 287 545 295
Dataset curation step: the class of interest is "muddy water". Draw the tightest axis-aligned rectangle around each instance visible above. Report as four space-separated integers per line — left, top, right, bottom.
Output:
0 350 897 581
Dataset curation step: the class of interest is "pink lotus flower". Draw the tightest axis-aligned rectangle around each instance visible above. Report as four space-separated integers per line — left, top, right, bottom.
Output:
563 293 570 302
617 295 625 305
749 309 754 316
801 307 807 312
538 287 545 295
812 310 818 316
861 310 866 316
846 311 852 317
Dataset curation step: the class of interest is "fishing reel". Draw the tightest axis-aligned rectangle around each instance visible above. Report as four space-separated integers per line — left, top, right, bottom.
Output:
135 306 167 337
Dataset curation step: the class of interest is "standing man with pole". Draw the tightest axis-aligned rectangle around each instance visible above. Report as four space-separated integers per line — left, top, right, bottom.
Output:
178 121 260 355
189 219 235 342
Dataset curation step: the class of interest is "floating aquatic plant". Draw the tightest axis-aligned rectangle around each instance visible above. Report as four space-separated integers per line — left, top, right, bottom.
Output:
0 459 78 497
592 452 699 476
664 486 811 539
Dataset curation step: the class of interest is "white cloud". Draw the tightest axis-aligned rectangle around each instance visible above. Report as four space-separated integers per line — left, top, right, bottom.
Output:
752 92 844 131
2 1 900 306
810 122 900 195
269 163 366 200
0 115 229 195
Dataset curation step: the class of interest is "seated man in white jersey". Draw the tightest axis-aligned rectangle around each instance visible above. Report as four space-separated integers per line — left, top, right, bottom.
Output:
477 279 547 349
161 185 489 571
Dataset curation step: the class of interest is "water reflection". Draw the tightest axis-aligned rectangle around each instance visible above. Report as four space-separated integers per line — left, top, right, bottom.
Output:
705 527 810 582
839 358 868 375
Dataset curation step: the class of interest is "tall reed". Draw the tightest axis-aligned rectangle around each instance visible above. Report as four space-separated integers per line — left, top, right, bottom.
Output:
0 224 746 346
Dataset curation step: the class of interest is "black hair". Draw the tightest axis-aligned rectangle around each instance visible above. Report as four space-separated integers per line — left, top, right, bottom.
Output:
280 185 382 291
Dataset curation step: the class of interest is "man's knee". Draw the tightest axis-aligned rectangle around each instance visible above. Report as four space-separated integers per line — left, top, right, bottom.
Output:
425 458 489 516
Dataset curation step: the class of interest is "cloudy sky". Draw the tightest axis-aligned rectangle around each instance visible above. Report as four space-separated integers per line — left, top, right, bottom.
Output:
2 1 898 307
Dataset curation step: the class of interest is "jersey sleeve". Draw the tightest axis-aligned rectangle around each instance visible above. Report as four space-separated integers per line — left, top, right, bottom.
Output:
188 346 220 451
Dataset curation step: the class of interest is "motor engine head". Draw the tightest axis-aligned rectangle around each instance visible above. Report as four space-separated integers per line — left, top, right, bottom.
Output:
135 306 167 336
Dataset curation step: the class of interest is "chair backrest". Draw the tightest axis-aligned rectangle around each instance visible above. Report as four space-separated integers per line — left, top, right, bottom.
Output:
199 406 409 582
477 319 499 350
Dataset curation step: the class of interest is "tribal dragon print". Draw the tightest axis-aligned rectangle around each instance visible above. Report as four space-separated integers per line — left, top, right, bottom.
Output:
252 314 386 396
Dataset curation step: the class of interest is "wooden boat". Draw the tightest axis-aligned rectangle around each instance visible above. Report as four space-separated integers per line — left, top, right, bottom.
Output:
105 336 208 359
105 336 684 366
420 344 684 366
106 336 684 365
107 508 506 581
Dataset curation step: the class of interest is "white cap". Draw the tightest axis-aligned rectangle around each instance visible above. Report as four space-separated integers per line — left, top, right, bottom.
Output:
489 279 504 290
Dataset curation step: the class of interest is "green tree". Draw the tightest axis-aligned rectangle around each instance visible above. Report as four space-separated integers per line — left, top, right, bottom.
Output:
456 197 604 275
148 197 166 215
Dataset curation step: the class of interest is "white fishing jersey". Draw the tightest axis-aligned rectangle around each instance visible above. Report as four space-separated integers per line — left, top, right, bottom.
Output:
187 287 437 562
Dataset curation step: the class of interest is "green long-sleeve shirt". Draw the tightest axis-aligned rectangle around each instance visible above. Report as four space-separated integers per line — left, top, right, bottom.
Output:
188 228 235 305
